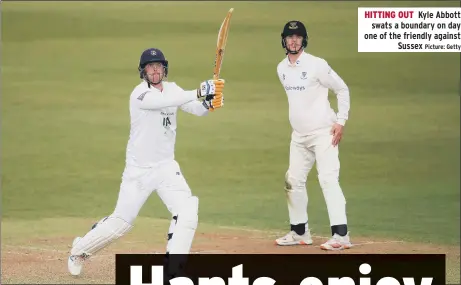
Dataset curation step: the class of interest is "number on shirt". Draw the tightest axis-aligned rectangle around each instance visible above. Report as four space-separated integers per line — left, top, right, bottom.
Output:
163 117 171 128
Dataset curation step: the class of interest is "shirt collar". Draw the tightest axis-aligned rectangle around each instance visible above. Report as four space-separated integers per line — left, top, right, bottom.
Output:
142 80 164 92
286 51 307 67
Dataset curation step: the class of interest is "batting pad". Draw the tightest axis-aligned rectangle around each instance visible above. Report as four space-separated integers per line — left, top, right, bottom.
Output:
166 215 178 253
167 196 199 254
71 216 133 256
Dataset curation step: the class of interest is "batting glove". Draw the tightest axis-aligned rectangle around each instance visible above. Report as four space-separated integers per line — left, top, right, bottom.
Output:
202 93 224 111
197 79 225 98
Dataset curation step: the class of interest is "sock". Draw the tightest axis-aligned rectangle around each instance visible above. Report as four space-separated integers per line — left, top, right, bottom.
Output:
291 223 306 235
331 224 348 236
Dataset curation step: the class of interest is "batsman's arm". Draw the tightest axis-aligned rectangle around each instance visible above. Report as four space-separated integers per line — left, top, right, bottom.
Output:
173 82 208 116
137 90 200 110
317 59 350 126
137 79 222 110
179 100 209 116
178 81 225 115
175 82 209 116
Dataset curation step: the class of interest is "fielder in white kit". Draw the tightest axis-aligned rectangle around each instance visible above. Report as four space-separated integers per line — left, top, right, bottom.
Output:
274 21 353 250
67 48 225 275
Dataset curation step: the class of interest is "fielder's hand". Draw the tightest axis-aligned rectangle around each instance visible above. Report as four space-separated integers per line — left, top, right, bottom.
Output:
202 93 224 111
197 79 225 98
330 123 344 146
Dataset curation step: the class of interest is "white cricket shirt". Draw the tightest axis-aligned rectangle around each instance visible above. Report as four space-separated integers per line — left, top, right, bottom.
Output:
277 51 350 136
125 80 208 168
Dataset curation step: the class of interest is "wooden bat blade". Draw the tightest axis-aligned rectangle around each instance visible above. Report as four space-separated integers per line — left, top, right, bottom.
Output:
213 8 234 80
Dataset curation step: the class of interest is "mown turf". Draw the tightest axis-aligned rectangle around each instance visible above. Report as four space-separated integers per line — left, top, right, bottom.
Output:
1 0 459 251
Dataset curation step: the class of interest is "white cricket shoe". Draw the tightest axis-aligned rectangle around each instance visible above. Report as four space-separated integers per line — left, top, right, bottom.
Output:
68 237 88 276
275 230 313 246
320 232 353 250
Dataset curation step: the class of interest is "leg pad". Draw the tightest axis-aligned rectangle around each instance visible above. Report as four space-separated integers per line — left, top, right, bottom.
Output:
167 196 199 254
71 216 133 256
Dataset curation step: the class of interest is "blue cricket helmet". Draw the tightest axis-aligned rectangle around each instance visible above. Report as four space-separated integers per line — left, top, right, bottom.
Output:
138 48 169 79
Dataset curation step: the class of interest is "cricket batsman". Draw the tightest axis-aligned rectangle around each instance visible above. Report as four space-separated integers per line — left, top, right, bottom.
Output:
274 20 353 250
67 48 225 276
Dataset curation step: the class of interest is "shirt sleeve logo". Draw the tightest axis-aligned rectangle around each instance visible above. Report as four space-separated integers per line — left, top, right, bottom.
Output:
137 91 149 101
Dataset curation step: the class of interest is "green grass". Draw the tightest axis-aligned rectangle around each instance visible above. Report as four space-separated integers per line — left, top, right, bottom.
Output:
1 0 459 250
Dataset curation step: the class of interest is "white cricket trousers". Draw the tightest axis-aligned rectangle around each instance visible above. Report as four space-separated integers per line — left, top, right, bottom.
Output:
285 127 347 227
112 160 193 224
70 159 198 257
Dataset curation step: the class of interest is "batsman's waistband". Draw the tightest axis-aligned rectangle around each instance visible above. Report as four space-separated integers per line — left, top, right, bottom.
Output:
124 159 178 170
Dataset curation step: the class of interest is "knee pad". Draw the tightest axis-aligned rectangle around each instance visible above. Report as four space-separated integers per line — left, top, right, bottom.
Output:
167 196 199 254
71 216 133 256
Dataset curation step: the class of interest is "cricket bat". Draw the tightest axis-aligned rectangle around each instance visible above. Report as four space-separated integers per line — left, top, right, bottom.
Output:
213 8 234 80
208 8 234 112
